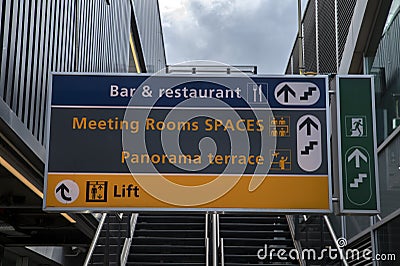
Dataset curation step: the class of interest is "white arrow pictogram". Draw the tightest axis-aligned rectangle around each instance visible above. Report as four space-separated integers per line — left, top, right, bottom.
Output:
347 148 368 168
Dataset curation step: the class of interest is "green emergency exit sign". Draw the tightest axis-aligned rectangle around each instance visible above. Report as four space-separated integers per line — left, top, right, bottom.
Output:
337 76 380 214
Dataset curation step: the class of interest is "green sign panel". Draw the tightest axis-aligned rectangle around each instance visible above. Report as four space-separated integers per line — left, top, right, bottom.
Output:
337 76 380 213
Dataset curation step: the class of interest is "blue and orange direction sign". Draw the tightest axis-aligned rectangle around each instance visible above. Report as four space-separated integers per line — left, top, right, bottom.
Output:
44 73 332 212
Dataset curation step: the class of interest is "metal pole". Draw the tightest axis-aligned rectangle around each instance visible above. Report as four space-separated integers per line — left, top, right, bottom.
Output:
83 213 107 266
120 213 138 266
212 213 218 266
74 0 79 72
334 0 339 72
323 215 349 266
205 213 209 266
298 0 304 74
220 238 225 266
217 214 220 248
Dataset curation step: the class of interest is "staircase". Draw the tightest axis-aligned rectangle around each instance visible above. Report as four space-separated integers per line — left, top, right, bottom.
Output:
219 214 299 265
127 213 207 265
295 215 336 265
85 213 339 265
88 213 130 265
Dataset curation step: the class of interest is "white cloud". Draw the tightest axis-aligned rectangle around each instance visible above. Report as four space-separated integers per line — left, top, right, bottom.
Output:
159 0 307 74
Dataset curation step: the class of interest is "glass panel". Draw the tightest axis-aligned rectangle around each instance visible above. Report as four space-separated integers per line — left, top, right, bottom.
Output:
328 213 342 237
367 3 400 143
345 216 370 240
378 136 400 218
376 215 400 265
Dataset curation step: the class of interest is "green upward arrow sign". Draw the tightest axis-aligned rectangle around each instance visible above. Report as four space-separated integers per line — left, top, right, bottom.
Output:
337 76 380 214
347 148 368 168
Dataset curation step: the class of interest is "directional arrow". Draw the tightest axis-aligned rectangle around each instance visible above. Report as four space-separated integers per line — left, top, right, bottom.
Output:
347 148 368 168
299 117 319 136
277 84 296 103
55 183 72 202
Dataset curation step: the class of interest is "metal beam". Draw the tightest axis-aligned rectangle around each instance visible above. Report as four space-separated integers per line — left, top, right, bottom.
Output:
339 0 392 74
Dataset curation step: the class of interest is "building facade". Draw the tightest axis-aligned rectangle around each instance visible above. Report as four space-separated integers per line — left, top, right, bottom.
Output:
287 0 400 264
0 0 165 264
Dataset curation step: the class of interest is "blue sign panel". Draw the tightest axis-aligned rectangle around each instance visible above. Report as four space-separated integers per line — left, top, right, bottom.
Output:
45 73 331 212
51 75 327 108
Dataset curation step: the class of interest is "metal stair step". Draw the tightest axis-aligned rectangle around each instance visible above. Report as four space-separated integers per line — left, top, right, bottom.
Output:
131 244 205 253
224 245 293 255
132 236 204 245
220 223 289 230
128 253 205 263
96 236 127 245
222 237 293 245
224 263 298 266
136 222 204 230
223 253 298 263
220 230 291 238
126 262 206 266
137 215 204 223
134 229 204 237
220 216 287 222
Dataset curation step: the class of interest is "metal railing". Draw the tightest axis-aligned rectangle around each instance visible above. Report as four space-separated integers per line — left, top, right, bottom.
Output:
220 238 225 266
286 215 306 266
83 213 136 265
83 213 107 266
204 212 224 266
120 213 139 266
212 213 219 266
205 213 210 266
165 64 257 75
323 215 349 266
289 214 349 266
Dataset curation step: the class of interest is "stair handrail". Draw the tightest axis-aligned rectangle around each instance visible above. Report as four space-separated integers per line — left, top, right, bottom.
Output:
288 215 350 265
120 213 139 266
220 237 225 266
83 213 107 266
206 238 210 266
286 215 306 266
212 213 219 266
323 215 349 266
215 213 224 266
205 213 210 266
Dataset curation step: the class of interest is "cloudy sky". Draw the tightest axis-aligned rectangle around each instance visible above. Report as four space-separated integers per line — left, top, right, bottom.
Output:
159 0 307 74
